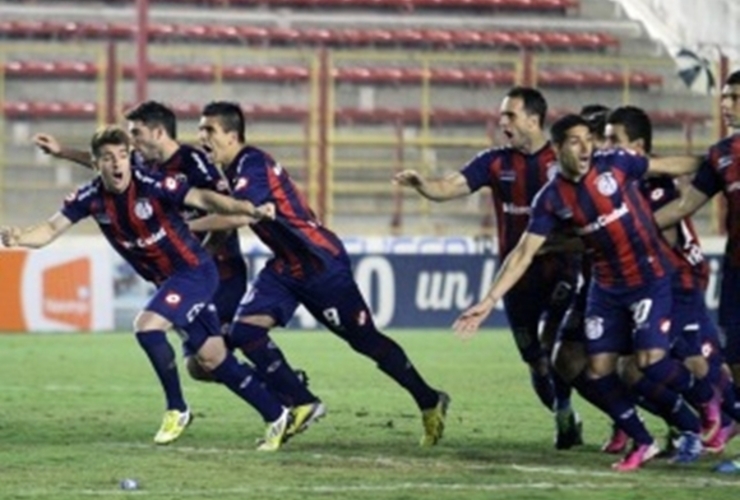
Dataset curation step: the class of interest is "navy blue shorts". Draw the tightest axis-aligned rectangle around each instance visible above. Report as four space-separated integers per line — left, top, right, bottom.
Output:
233 262 376 339
145 260 222 353
669 287 719 360
584 275 673 356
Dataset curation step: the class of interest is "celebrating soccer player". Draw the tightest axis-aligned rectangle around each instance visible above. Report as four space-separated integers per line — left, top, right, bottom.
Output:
453 114 702 470
1 125 295 451
395 87 582 449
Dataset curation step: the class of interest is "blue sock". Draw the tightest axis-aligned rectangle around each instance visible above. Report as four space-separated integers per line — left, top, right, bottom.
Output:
713 364 740 421
632 376 700 432
232 323 317 406
580 373 653 445
370 335 439 410
553 371 572 412
210 354 283 422
642 357 712 406
136 331 186 412
530 371 555 411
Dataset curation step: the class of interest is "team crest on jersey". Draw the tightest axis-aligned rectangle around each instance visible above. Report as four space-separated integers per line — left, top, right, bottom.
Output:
585 316 604 340
134 198 154 220
235 177 249 191
64 191 77 202
718 155 733 170
650 188 664 201
595 172 618 196
546 162 559 181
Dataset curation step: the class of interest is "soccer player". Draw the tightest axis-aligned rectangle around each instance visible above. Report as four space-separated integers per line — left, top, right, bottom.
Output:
191 100 449 446
33 102 321 442
453 114 701 470
600 106 721 459
394 87 582 449
652 70 740 472
1 125 293 451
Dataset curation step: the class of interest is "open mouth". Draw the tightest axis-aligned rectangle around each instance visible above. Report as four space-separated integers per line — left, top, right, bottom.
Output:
503 130 514 140
113 172 124 180
201 144 213 154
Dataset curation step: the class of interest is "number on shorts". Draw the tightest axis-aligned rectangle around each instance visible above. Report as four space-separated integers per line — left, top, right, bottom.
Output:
322 307 341 328
630 299 653 325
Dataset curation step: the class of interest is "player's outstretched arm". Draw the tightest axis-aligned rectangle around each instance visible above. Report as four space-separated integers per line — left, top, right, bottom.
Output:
188 213 253 233
33 133 94 169
453 231 546 339
653 185 709 229
184 188 276 220
393 170 471 202
647 155 701 177
1 212 73 249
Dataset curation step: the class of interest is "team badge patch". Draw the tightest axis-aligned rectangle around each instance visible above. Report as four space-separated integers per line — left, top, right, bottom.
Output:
164 177 179 191
585 316 604 340
595 172 618 196
134 198 154 220
235 177 249 191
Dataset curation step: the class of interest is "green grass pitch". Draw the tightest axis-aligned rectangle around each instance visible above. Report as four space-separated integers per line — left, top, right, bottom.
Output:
0 330 738 499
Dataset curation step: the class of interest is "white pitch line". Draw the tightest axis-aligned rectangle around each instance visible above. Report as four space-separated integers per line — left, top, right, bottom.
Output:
101 444 740 488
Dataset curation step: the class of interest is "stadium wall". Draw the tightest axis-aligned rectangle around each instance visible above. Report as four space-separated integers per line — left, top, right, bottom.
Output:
0 235 728 333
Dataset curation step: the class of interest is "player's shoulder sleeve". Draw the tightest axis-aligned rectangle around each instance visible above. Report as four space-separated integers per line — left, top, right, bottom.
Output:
180 145 221 189
60 180 99 223
459 147 501 193
231 147 272 204
142 169 191 206
692 143 726 197
639 176 678 211
526 180 560 236
605 148 649 179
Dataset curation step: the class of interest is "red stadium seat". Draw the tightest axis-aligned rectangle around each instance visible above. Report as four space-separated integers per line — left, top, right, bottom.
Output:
1 100 708 128
0 20 619 51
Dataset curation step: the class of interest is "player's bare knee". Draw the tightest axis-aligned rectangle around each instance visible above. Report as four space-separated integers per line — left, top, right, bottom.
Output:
635 348 666 369
529 356 550 377
684 355 709 378
186 356 216 382
618 356 642 386
195 336 228 371
552 341 587 382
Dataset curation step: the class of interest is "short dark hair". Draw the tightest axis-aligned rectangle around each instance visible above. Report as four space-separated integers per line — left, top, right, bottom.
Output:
90 125 130 158
550 114 590 146
201 101 246 143
124 101 177 140
606 105 653 154
579 104 610 140
726 70 740 86
506 86 548 127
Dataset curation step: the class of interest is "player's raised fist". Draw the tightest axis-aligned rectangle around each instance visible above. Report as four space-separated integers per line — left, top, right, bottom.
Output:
255 202 276 221
393 170 424 188
33 133 62 156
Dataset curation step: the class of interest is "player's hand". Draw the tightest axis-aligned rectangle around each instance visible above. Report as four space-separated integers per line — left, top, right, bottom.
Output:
0 226 21 247
452 298 495 340
32 133 62 156
254 202 276 221
393 169 424 188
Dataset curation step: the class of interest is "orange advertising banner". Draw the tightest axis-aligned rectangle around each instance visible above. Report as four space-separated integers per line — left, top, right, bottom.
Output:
0 247 112 332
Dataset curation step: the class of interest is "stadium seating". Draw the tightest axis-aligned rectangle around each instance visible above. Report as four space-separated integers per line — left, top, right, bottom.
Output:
0 21 619 51
1 101 709 128
3 61 663 89
34 0 579 13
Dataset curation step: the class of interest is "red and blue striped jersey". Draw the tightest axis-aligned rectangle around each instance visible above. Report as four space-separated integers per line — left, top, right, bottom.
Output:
143 145 245 280
528 149 673 289
639 176 708 291
61 169 211 285
226 146 346 278
460 143 558 259
693 133 740 267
